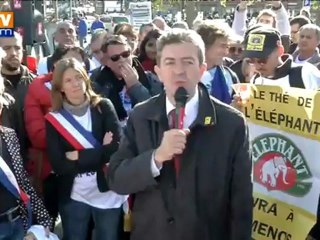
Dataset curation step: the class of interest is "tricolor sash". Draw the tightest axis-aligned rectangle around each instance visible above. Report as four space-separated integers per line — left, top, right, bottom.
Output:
46 109 131 231
45 109 101 150
0 156 31 227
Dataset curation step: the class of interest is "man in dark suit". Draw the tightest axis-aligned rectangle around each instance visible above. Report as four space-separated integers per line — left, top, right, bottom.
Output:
108 29 253 240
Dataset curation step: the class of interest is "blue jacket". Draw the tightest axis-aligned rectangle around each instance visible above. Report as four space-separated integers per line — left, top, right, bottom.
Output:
91 20 104 32
78 19 88 37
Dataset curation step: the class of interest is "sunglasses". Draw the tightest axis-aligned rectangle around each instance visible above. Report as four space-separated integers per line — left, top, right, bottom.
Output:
229 47 243 54
110 50 131 62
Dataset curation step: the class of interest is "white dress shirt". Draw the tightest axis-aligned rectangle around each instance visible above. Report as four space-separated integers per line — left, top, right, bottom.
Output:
150 87 199 177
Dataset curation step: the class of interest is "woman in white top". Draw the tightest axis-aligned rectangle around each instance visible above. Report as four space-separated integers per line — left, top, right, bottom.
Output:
45 58 126 240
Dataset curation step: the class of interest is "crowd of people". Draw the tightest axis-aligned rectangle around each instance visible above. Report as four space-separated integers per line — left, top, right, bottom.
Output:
1 0 320 240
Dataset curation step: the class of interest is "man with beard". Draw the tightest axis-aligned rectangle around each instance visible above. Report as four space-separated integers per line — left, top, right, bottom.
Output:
1 32 35 164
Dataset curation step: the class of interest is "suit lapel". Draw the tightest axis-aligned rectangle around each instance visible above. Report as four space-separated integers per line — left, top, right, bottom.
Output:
144 94 177 216
145 93 169 148
178 83 217 183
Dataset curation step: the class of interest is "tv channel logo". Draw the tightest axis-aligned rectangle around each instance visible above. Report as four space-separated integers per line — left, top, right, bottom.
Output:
0 12 14 37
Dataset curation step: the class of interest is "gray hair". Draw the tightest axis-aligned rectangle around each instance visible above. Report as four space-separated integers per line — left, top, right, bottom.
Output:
90 29 107 45
299 23 320 42
55 20 75 34
156 29 205 65
172 21 189 30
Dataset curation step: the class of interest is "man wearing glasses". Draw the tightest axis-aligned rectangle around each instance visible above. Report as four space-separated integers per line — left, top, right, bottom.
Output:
91 35 162 124
242 27 320 90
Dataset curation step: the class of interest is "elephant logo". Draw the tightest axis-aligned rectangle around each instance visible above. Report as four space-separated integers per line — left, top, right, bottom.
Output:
252 134 312 197
260 156 289 188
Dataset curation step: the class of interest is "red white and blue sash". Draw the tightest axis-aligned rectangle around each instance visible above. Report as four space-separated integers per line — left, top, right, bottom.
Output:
0 156 32 227
45 109 101 150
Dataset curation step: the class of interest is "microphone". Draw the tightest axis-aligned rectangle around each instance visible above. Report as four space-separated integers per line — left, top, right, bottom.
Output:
174 87 189 129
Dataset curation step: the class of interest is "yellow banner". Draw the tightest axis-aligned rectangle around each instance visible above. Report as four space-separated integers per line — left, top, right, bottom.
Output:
234 84 320 240
252 193 316 240
238 84 320 141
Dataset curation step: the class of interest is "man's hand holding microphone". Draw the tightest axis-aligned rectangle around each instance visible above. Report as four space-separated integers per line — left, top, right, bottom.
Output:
154 129 190 166
154 87 190 167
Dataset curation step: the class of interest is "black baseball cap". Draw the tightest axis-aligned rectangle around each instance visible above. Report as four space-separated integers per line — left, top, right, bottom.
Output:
243 27 281 59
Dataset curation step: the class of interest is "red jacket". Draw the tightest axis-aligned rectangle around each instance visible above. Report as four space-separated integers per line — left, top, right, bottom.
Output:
141 57 155 73
24 73 53 180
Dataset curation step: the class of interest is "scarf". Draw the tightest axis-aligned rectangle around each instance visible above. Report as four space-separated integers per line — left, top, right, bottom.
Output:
62 98 90 117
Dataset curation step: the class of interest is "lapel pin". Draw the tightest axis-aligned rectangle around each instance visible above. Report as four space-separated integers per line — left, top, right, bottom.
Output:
204 116 211 125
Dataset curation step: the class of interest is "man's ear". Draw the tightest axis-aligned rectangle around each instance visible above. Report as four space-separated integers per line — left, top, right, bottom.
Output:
200 63 207 76
278 45 284 56
277 41 284 56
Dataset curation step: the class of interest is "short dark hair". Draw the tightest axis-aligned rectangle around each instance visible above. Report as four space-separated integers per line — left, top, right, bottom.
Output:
156 29 205 65
115 23 138 40
49 46 89 72
196 23 229 49
290 15 311 28
138 29 162 62
101 35 129 53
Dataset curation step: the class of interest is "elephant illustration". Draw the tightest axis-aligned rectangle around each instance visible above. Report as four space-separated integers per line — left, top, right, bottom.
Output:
260 156 289 187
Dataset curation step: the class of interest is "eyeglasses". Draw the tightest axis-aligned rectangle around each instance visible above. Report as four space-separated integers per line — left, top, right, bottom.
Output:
110 50 131 62
229 47 243 54
247 58 268 65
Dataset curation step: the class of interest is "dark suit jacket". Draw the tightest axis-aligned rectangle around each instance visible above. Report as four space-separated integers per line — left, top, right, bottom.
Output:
108 83 253 240
45 99 121 203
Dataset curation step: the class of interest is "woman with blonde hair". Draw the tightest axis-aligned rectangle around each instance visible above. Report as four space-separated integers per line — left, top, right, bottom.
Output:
45 58 126 240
